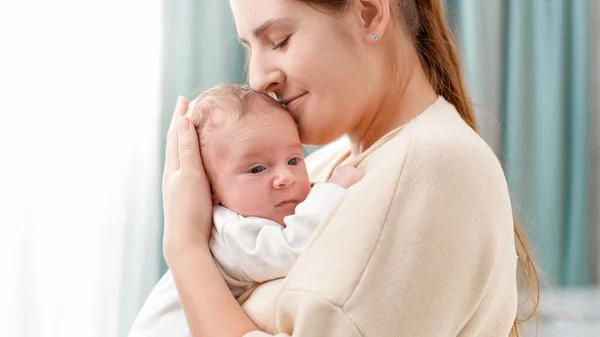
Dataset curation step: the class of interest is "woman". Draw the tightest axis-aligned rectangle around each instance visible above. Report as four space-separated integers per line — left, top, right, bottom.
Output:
162 0 539 336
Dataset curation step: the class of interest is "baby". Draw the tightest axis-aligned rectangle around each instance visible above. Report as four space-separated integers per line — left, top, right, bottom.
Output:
128 84 362 337
187 84 363 297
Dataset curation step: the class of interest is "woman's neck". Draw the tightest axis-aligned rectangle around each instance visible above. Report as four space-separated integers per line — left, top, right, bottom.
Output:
348 67 438 155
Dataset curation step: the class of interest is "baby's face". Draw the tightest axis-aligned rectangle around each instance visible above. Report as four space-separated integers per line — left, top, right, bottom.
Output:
206 100 311 225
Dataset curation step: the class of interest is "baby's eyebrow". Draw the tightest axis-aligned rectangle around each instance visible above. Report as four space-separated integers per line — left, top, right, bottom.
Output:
238 150 266 161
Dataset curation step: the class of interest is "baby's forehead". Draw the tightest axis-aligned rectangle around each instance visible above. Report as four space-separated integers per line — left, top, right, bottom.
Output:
211 108 297 149
202 101 290 149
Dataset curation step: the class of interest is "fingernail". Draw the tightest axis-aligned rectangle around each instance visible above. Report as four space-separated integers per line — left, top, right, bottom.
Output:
177 116 189 132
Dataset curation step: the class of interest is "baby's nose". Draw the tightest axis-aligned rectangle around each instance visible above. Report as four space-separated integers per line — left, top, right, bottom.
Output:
273 168 295 189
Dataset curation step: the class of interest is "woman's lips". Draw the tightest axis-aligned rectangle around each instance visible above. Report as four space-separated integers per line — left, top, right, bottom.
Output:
285 93 307 111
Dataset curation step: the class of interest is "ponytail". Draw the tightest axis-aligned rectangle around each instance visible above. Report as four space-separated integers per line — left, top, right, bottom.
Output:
402 0 477 130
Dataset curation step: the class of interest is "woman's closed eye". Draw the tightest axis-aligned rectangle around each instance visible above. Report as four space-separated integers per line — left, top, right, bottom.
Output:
273 34 292 50
249 165 266 174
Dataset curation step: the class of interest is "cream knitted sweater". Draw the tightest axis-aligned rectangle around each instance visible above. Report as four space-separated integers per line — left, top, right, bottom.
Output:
241 96 519 337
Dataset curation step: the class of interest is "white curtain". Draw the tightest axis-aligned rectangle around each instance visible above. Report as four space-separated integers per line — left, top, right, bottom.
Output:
0 1 163 336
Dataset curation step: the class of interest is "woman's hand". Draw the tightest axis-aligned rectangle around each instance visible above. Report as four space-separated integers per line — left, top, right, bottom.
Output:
162 96 213 266
160 96 259 337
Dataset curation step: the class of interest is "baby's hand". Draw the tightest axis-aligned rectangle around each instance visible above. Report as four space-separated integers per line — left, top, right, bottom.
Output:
328 165 364 189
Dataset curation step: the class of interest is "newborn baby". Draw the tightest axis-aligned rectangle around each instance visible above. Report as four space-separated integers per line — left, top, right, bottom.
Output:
188 84 363 297
128 84 362 337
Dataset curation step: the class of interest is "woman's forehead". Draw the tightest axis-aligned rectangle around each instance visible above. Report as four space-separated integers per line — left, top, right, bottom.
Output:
231 0 309 37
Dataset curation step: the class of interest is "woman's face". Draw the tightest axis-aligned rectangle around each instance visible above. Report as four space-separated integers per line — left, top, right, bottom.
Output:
231 0 384 145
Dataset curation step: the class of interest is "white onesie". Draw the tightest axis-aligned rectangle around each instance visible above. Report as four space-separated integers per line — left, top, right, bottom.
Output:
128 182 345 337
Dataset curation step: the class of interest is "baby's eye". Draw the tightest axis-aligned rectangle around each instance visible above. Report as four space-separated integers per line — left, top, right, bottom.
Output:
249 166 266 174
288 158 299 166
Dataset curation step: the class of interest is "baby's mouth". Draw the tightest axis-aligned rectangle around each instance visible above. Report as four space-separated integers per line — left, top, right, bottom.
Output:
276 199 298 207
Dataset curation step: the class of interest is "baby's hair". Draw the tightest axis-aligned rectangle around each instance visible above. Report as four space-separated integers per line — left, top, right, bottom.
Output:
186 84 283 146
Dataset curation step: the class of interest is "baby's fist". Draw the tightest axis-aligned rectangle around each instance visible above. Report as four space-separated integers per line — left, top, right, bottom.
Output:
328 165 364 189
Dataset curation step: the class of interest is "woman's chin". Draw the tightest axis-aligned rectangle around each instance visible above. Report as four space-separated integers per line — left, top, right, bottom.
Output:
299 124 343 146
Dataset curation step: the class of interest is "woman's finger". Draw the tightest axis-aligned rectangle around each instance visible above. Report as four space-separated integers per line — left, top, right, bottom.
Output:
164 96 189 173
177 116 204 174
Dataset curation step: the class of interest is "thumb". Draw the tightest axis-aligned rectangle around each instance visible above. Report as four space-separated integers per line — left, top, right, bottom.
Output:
177 116 203 172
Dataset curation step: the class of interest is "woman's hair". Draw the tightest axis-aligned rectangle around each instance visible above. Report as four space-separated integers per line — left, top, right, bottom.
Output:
299 1 540 335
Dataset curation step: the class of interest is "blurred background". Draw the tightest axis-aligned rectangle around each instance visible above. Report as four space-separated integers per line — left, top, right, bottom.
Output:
0 0 598 336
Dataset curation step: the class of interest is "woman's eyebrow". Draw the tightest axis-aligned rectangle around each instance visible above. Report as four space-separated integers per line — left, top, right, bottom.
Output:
238 18 295 45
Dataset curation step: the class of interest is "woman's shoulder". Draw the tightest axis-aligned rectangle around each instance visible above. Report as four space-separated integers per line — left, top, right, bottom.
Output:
358 97 503 189
304 97 506 186
384 97 504 179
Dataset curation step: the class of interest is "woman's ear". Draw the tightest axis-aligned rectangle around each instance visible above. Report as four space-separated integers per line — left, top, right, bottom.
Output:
351 0 390 42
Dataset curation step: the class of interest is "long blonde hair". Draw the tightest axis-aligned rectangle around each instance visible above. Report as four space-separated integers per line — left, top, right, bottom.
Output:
301 0 540 335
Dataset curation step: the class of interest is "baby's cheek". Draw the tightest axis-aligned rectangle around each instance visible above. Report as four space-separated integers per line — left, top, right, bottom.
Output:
239 190 271 213
298 181 311 202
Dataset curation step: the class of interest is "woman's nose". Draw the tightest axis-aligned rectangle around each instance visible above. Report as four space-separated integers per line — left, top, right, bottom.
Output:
248 54 285 94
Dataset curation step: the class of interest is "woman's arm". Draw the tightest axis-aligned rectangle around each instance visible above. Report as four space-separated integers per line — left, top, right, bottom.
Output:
170 247 257 337
161 96 258 336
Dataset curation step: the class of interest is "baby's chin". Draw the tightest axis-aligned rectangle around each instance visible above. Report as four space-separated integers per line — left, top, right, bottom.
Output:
230 208 293 227
258 211 293 228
